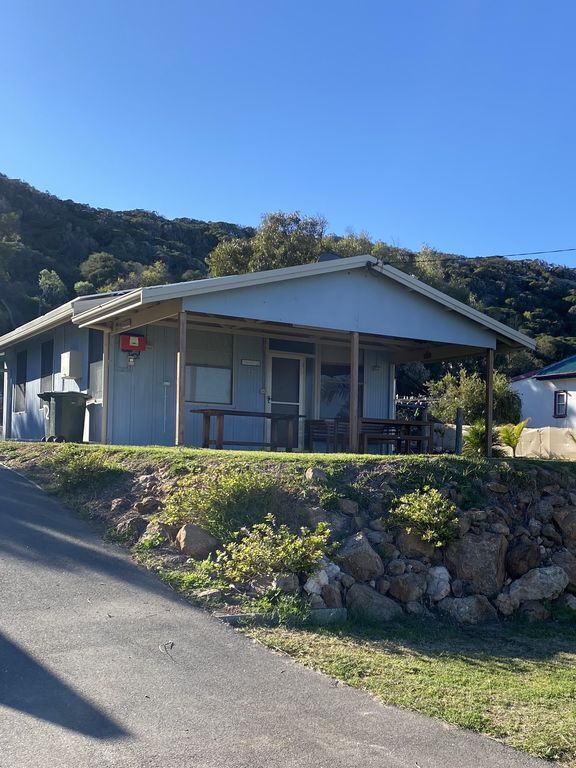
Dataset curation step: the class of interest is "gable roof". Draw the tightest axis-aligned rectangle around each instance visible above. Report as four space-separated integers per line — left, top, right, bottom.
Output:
0 255 536 351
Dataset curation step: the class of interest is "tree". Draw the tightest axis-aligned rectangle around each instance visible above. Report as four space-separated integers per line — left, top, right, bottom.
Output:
38 269 67 309
207 211 326 276
426 368 521 425
79 252 123 288
74 280 95 296
140 260 170 287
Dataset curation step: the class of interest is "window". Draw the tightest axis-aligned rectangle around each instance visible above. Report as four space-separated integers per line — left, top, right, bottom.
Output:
554 390 568 418
88 329 104 399
185 332 233 404
319 345 364 419
40 339 54 395
13 350 27 412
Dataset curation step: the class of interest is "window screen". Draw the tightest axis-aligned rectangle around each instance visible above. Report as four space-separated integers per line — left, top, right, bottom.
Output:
14 350 27 412
185 332 233 404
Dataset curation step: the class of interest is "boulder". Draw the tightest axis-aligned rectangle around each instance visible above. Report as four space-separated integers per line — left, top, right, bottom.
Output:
324 561 341 580
542 523 563 545
494 592 520 616
111 497 130 514
338 533 385 582
396 530 435 559
388 572 427 603
387 559 406 576
509 566 569 603
426 566 451 602
378 542 400 561
134 496 160 515
321 583 343 608
444 532 507 596
365 531 384 545
346 583 403 622
405 601 432 617
115 514 148 540
175 524 220 559
305 466 327 483
438 595 498 625
505 539 541 578
551 549 576 594
376 577 390 595
552 507 576 550
303 570 329 595
340 573 355 588
486 482 509 494
338 498 359 516
273 573 300 594
307 507 350 539
309 594 327 609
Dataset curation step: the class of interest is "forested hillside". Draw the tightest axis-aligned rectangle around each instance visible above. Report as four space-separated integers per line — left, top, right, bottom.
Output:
0 173 253 331
0 172 575 378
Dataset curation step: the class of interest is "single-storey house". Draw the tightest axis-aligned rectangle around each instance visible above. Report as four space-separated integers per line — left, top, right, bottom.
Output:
0 255 535 454
512 355 576 429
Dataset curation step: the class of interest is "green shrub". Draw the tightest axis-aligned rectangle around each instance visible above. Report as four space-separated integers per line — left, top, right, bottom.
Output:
387 486 459 548
216 514 331 584
162 468 279 542
463 421 505 458
498 419 529 458
48 445 124 493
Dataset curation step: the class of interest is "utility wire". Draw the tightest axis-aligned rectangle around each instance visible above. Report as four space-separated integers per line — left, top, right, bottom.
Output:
378 246 576 267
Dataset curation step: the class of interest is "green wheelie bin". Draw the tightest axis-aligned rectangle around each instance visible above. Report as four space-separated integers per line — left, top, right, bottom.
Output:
38 392 90 442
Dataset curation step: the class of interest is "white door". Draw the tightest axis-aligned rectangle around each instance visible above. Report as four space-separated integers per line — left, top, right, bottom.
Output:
266 354 305 450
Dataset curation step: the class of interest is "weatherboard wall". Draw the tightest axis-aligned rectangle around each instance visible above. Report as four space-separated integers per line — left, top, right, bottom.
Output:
4 324 100 441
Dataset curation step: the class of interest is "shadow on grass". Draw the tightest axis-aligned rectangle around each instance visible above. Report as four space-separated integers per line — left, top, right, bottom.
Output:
307 613 576 663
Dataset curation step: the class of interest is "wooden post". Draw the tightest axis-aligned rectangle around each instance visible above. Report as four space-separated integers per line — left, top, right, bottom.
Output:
349 331 360 453
455 407 464 455
101 329 110 444
175 311 187 446
485 348 494 457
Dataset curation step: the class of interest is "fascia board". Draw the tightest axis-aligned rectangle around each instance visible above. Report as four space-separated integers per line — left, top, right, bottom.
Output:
0 303 74 351
138 255 377 303
72 289 144 326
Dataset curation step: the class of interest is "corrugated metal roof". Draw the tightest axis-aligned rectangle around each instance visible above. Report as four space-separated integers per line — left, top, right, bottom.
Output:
0 255 536 352
534 354 576 379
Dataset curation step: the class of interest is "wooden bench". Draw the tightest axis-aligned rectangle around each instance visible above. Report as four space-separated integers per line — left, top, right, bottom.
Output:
190 409 304 451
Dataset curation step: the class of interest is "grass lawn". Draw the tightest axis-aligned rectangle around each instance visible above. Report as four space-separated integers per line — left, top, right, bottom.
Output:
250 619 576 765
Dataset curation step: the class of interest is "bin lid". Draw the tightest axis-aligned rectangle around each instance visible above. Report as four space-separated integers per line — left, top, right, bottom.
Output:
37 392 90 401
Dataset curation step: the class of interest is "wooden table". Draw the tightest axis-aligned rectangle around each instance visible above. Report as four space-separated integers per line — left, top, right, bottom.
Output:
190 409 305 450
358 418 433 454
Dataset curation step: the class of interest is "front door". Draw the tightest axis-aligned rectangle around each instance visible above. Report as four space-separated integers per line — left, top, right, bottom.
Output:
266 354 305 450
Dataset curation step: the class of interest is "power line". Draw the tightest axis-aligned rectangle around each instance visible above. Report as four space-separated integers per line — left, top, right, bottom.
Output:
379 246 576 267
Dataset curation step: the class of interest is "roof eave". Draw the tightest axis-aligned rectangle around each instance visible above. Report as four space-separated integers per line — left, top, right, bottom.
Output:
0 303 74 351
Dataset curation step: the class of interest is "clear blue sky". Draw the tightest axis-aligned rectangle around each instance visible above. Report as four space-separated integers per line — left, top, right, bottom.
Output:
1 1 575 263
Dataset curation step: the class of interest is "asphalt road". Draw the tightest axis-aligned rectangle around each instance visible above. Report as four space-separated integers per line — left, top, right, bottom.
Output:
0 464 546 768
